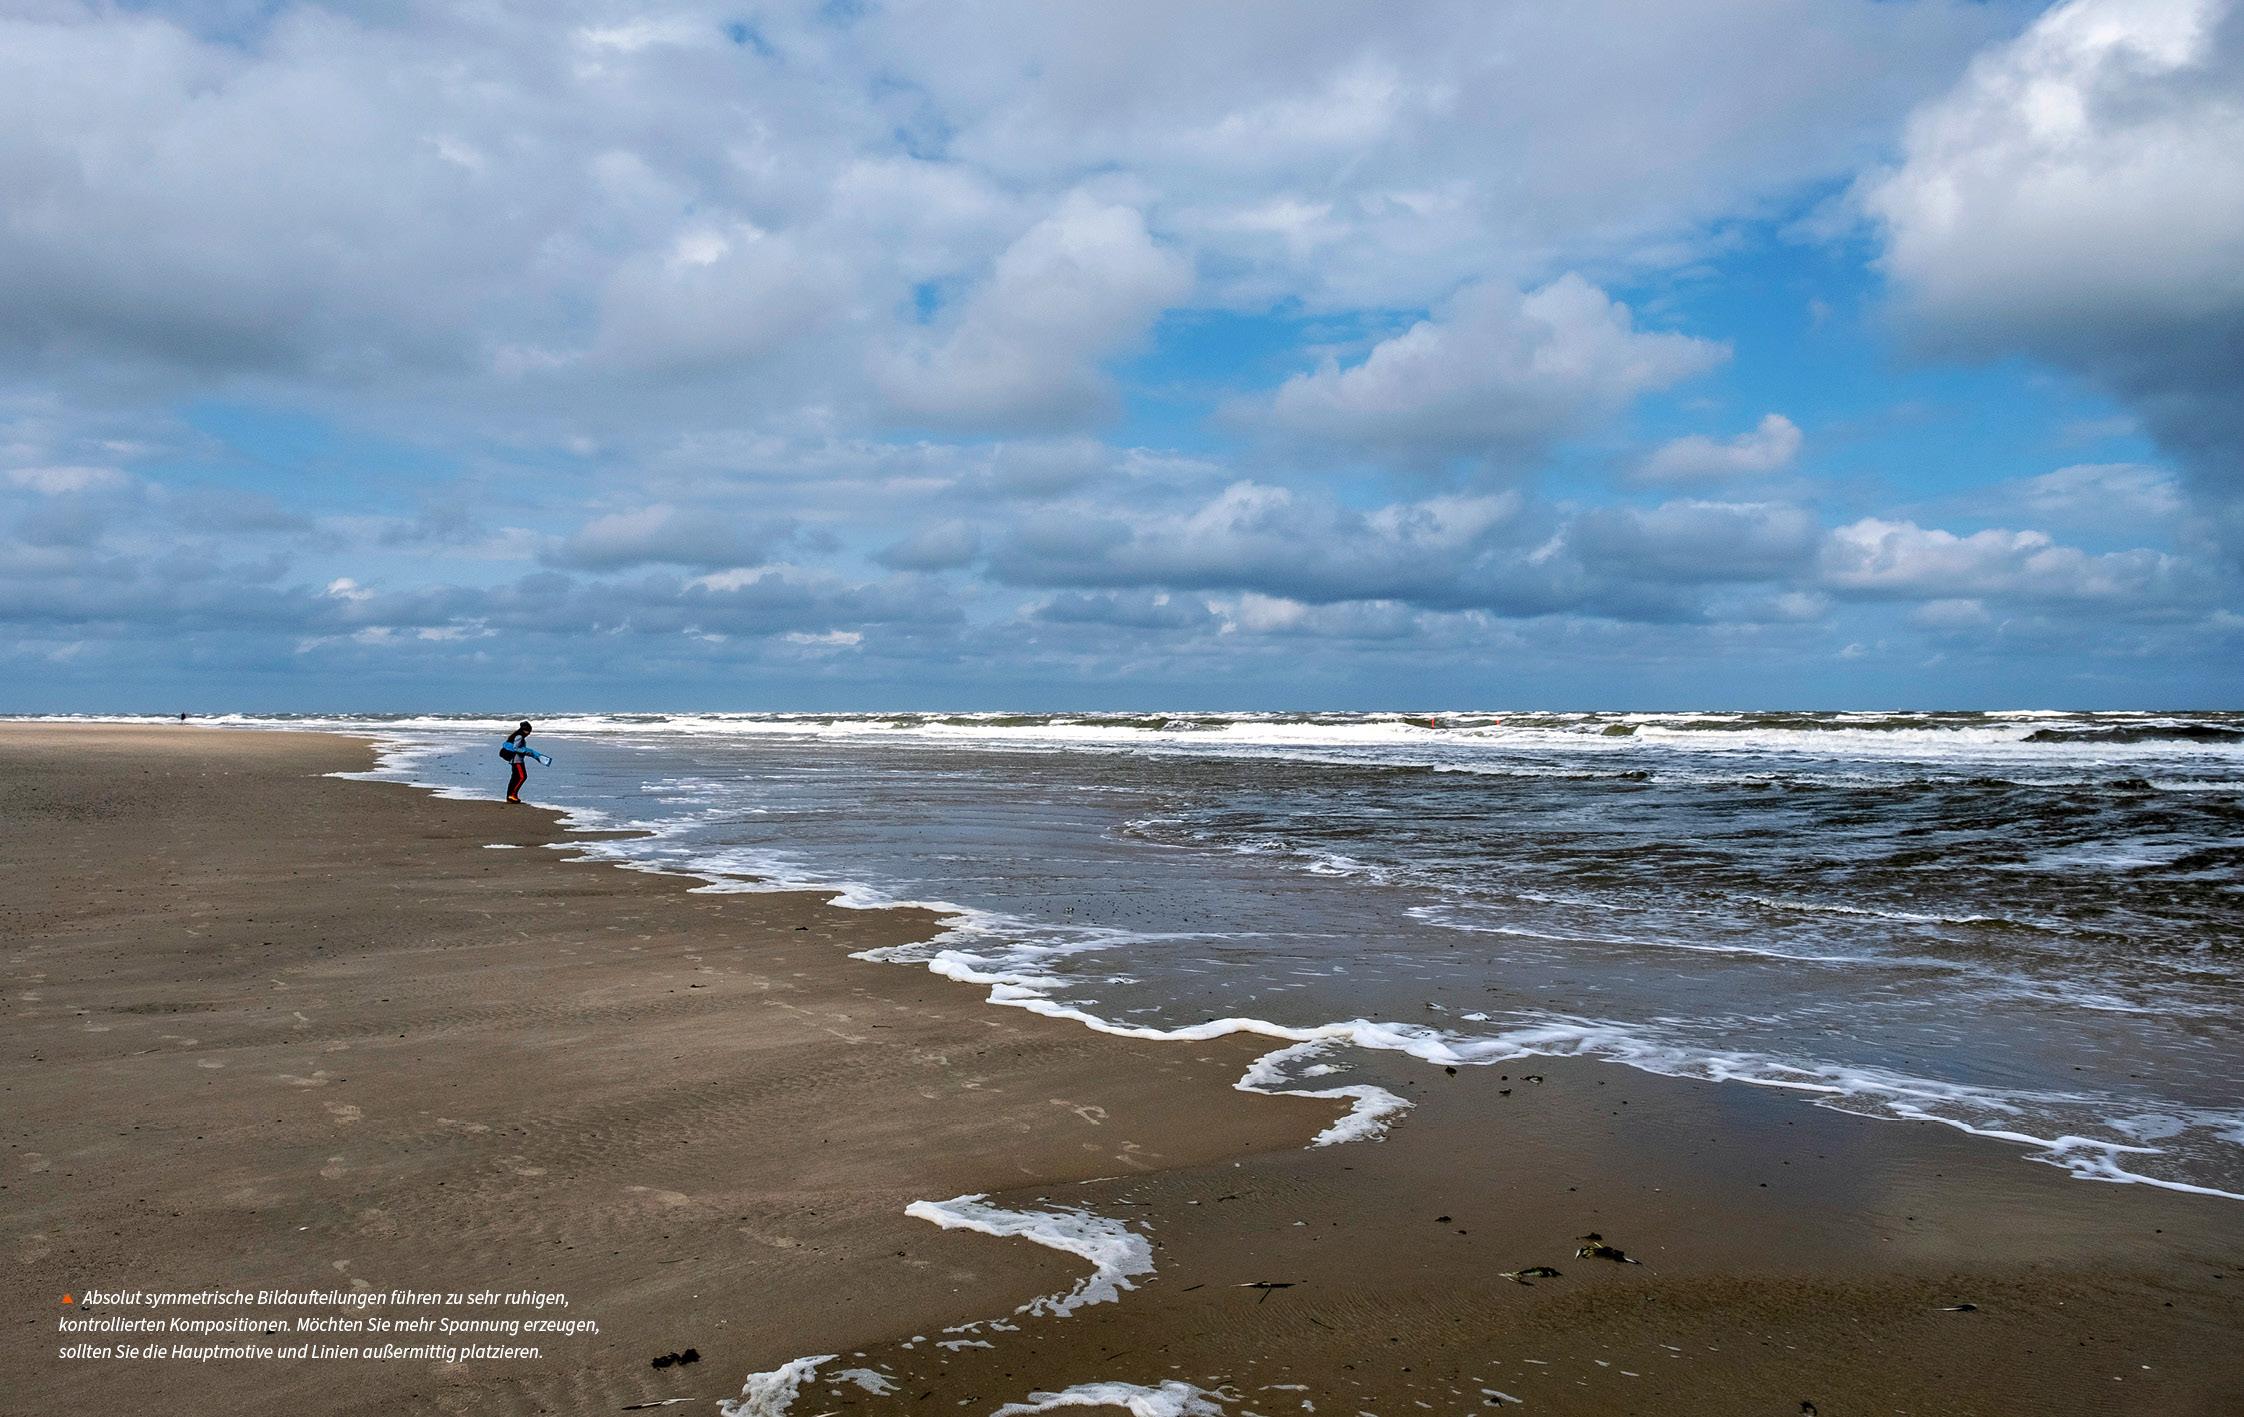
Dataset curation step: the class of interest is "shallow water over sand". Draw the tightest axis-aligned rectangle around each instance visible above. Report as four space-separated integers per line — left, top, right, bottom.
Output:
152 709 2244 1194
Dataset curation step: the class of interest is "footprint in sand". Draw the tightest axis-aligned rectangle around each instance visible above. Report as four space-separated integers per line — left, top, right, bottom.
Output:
320 1156 349 1180
435 1116 490 1134
197 1059 227 1069
625 1185 693 1209
329 1259 374 1294
1112 1140 1156 1171
18 1230 54 1263
20 1152 51 1173
495 1155 548 1178
1051 1100 1109 1126
324 1102 364 1124
159 1034 201 1048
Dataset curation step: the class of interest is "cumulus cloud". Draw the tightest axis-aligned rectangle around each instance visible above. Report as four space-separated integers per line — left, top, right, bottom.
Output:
0 4 557 377
1910 597 1995 630
1571 500 1822 582
1864 0 2244 549
1866 0 2244 340
991 482 1534 607
5 460 145 548
546 504 796 571
876 0 2012 308
877 520 983 572
1818 517 2198 604
0 0 2004 413
0 1 964 408
875 195 1193 431
1212 592 1420 640
974 476 2218 634
1029 589 1215 631
1254 276 1727 467
594 225 854 374
1636 413 1802 484
2007 462 2186 524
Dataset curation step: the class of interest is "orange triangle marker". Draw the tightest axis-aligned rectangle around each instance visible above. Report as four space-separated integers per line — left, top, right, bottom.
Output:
61 1294 74 1305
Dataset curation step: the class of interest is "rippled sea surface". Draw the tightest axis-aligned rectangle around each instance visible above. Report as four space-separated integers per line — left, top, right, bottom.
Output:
114 709 2244 1196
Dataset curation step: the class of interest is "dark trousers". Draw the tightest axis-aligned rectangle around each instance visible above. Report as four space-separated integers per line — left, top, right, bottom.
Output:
508 758 527 799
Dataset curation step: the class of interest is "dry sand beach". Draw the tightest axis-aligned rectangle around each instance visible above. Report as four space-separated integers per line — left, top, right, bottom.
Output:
5 724 2242 1415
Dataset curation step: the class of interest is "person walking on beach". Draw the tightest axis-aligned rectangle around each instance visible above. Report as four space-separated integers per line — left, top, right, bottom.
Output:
502 721 535 803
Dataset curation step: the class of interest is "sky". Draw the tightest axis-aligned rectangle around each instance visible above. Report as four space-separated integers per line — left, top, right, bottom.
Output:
3 0 2242 711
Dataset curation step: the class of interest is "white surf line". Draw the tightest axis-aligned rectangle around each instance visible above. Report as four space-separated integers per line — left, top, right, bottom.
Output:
853 943 1416 1147
990 1380 1229 1416
1236 1040 1411 1145
864 940 2244 1198
1879 1108 2244 1202
718 1353 833 1417
903 1194 1154 1318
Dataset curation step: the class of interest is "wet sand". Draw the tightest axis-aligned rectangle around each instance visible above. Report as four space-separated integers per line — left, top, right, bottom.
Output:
3 724 2241 1416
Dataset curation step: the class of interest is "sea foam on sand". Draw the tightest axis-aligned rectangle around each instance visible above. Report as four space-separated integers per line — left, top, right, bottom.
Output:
903 1193 1153 1318
990 1380 1228 1416
721 1196 1183 1416
718 1354 831 1417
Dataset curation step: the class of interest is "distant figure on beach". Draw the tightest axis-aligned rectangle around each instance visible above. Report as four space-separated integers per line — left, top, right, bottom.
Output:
502 721 534 803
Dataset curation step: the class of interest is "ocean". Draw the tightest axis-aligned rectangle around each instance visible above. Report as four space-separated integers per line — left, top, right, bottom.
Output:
103 709 2244 1197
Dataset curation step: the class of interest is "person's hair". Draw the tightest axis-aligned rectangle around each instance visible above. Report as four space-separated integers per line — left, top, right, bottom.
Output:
518 721 532 732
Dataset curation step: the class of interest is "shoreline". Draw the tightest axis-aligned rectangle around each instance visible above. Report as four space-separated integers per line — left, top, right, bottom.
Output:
351 720 2244 1203
4 724 2241 1416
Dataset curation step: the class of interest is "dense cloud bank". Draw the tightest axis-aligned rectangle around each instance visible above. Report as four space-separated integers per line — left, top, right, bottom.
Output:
1 0 2239 706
